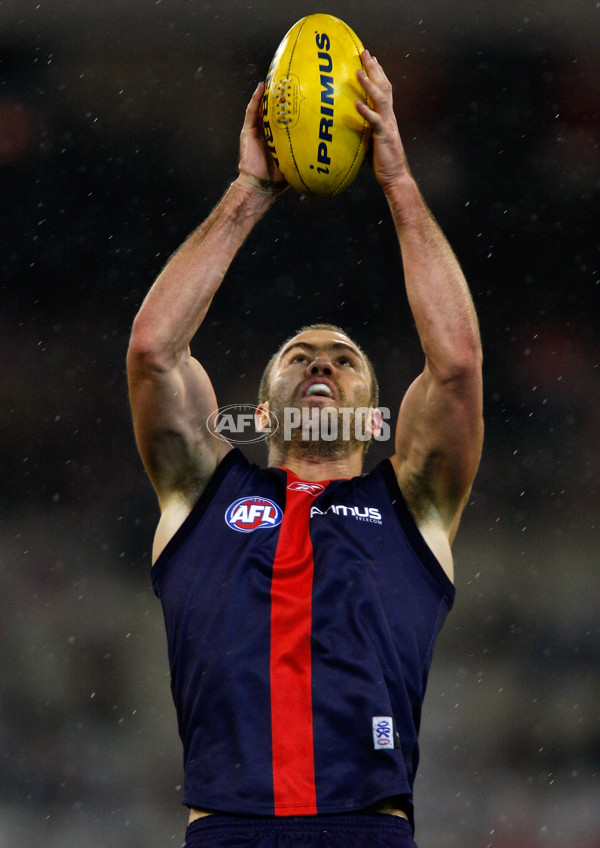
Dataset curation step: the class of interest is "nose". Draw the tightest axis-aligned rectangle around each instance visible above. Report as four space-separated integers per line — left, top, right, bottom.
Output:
306 352 333 377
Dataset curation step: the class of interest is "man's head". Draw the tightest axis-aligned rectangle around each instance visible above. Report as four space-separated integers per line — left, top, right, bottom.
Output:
258 323 379 409
256 324 381 461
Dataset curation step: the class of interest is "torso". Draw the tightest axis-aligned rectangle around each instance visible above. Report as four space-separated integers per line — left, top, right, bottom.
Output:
152 450 456 818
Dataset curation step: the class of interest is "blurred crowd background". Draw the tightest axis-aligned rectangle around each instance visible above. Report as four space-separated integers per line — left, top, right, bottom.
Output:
1 1 598 846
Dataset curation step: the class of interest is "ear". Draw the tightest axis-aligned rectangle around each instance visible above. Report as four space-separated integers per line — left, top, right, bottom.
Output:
255 401 272 434
366 406 384 440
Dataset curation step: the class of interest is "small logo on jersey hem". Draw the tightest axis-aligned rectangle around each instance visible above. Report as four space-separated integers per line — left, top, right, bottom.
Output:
372 716 396 750
225 497 283 533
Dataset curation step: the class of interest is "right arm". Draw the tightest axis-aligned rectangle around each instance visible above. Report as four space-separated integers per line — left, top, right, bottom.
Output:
356 54 483 580
127 83 286 557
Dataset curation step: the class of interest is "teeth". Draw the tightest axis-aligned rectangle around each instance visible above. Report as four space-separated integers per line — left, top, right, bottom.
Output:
306 383 333 398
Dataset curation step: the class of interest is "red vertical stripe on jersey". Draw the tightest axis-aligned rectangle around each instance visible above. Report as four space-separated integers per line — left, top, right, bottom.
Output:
270 480 318 815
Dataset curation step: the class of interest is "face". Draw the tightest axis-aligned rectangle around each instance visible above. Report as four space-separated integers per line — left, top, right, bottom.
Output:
259 329 378 458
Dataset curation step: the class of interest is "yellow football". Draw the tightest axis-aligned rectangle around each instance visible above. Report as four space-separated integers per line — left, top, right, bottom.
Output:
262 14 371 197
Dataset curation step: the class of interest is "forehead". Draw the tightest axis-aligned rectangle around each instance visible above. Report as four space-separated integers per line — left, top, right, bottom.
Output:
278 330 363 359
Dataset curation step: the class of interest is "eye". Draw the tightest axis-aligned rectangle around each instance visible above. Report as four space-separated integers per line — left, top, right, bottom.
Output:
290 352 308 364
337 356 354 367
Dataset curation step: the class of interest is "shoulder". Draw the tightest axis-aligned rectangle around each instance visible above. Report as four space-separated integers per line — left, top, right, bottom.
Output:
153 446 247 562
387 454 455 582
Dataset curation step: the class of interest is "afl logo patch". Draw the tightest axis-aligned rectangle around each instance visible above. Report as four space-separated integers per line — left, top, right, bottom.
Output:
287 481 325 496
225 496 283 533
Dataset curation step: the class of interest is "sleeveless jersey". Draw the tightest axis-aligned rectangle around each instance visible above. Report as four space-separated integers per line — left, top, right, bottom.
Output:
151 448 455 828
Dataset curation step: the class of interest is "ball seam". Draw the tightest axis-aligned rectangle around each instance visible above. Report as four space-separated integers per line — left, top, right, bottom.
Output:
285 18 312 195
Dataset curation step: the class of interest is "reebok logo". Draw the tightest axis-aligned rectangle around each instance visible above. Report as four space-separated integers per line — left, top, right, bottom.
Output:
287 481 325 496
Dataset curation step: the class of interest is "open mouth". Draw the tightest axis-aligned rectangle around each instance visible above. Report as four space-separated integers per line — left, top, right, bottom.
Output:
305 383 333 398
301 379 337 400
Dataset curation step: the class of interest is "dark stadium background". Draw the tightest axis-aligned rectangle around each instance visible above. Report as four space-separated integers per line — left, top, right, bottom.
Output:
1 1 598 846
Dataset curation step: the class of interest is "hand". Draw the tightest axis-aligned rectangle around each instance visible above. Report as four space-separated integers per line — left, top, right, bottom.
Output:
237 82 288 195
356 52 411 191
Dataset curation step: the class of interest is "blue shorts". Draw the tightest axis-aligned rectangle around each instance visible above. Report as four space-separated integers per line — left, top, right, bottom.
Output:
182 813 418 847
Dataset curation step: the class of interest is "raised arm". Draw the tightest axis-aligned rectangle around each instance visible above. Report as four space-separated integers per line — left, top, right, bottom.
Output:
127 83 286 554
357 53 483 570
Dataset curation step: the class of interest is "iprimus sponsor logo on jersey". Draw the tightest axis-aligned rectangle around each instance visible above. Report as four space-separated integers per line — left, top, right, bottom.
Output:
310 504 382 524
225 497 283 533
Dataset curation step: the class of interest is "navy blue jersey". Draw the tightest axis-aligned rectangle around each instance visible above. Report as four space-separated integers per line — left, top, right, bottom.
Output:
151 448 455 827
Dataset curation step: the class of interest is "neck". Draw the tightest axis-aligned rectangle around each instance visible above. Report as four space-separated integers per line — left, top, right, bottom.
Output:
267 445 365 481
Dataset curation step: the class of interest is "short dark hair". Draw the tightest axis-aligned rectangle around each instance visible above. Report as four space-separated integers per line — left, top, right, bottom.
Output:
258 323 379 408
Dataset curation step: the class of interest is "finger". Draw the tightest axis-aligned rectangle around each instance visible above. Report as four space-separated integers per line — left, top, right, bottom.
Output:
244 82 264 127
355 96 382 129
358 66 392 105
359 50 390 86
356 71 383 116
358 51 393 100
357 75 395 132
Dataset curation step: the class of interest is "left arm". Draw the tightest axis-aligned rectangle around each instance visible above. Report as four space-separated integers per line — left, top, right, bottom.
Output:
357 53 483 562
